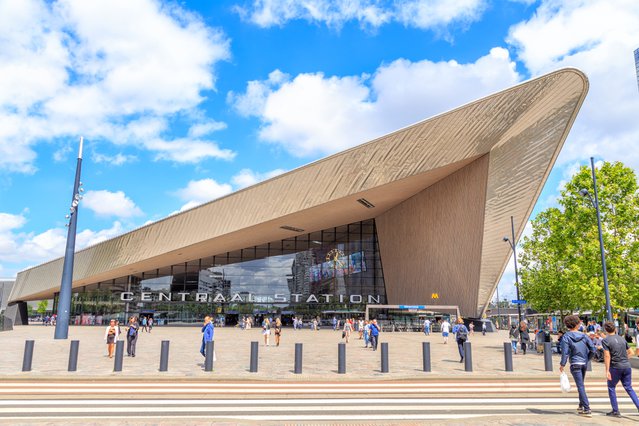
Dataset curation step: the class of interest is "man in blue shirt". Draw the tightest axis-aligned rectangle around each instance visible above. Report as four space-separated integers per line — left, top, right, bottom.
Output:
369 319 380 351
200 315 214 357
560 315 596 417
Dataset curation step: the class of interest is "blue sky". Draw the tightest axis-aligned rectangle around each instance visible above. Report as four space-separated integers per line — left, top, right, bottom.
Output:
1 0 638 303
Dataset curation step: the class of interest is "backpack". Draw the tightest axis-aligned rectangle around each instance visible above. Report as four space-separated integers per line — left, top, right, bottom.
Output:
457 325 468 341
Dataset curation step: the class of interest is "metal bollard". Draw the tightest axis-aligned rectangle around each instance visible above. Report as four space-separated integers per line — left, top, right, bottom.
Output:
544 342 553 372
249 341 259 373
381 342 389 373
159 340 170 372
114 341 124 372
338 342 346 374
587 360 592 371
422 342 431 372
294 343 303 374
463 341 473 372
68 340 80 372
504 342 513 372
205 341 214 372
22 340 34 372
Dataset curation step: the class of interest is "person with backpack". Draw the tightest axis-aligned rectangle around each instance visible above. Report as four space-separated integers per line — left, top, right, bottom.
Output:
560 314 596 417
453 318 469 363
126 316 139 357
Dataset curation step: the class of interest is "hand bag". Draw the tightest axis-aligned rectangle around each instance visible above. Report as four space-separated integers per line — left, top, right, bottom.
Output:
560 372 571 393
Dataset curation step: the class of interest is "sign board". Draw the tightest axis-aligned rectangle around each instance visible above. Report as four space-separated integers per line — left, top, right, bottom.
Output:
399 305 426 310
511 300 527 304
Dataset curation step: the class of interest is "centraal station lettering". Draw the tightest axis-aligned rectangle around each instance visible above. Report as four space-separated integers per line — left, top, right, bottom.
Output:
120 292 381 304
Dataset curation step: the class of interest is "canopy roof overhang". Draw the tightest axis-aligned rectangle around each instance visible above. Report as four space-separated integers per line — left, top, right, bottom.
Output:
10 68 589 316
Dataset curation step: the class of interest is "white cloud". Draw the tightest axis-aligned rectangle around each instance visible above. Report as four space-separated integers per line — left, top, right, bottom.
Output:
171 169 286 212
145 138 236 163
507 0 639 171
172 179 234 211
0 211 124 276
232 168 287 189
188 121 228 138
234 0 486 30
92 152 137 166
230 47 519 157
0 0 232 172
82 190 143 218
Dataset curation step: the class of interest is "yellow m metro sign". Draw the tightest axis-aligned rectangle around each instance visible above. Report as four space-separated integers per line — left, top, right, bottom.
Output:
431 293 439 299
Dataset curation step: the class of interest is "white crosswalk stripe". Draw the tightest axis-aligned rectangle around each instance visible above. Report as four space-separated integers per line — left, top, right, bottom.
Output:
1 380 637 421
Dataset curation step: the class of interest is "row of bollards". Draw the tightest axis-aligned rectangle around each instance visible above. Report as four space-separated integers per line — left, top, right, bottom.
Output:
23 340 81 372
21 339 574 374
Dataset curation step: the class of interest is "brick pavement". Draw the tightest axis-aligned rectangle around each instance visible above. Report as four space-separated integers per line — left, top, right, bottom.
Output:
0 325 607 380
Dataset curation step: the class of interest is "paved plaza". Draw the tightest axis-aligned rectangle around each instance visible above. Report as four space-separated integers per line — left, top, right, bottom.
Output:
0 325 606 380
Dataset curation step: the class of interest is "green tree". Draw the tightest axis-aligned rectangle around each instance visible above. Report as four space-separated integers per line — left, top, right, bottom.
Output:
519 161 639 317
36 300 48 315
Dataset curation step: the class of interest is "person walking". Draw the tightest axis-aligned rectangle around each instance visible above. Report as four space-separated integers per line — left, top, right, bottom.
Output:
452 318 469 363
363 320 371 348
148 317 153 333
369 319 380 351
274 318 282 347
482 321 487 336
262 318 271 346
441 319 451 344
509 324 519 354
200 315 214 357
104 319 119 358
343 319 353 343
560 314 596 417
126 316 139 357
358 319 364 339
602 321 639 417
141 316 147 332
468 322 475 336
423 318 431 336
519 321 530 355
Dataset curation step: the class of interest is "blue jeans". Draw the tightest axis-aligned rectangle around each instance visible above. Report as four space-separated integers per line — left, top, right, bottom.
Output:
608 367 639 412
370 334 378 350
570 364 589 410
457 339 465 359
511 340 517 353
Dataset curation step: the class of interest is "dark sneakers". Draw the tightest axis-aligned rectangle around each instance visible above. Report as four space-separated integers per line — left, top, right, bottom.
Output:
606 411 621 417
579 409 592 417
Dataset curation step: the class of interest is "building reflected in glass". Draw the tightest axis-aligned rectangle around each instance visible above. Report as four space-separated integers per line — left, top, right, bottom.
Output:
56 219 386 325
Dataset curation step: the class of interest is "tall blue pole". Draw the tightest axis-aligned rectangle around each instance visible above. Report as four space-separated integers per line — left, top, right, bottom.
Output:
54 138 84 340
590 157 613 322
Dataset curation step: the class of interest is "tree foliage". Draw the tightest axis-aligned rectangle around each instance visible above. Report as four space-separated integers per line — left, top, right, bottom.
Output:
519 161 639 317
36 300 48 315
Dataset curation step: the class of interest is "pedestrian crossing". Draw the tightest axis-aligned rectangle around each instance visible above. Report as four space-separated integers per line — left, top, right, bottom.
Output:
0 379 614 395
1 380 638 421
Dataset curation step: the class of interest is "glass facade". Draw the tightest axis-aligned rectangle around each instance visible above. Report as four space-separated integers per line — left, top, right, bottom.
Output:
56 219 386 326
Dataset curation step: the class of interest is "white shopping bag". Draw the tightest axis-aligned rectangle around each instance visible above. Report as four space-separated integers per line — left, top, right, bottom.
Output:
560 372 571 393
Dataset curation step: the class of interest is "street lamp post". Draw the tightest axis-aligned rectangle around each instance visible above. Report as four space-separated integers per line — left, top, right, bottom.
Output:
503 215 523 324
54 137 84 340
579 157 613 322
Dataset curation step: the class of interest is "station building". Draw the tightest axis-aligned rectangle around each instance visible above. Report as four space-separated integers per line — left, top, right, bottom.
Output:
6 69 588 326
